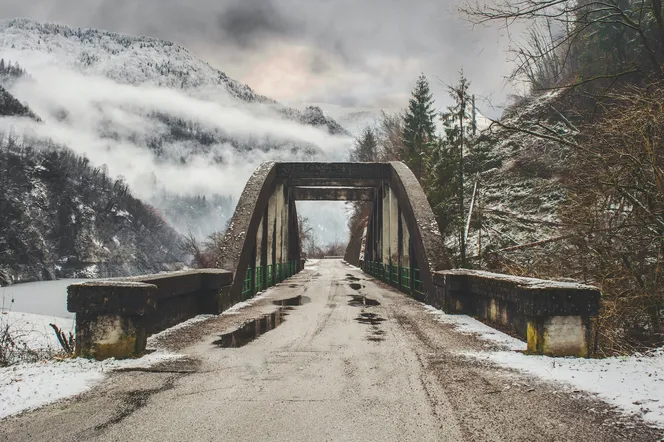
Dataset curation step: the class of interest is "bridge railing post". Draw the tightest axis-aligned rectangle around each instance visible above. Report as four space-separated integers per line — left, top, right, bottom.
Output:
242 268 253 299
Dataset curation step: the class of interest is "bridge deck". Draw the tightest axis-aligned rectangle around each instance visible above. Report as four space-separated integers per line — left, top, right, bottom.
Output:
1 260 657 441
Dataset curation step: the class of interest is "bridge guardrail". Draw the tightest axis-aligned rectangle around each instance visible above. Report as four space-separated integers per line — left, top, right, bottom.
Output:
432 269 601 357
67 261 304 361
362 262 601 357
67 269 232 360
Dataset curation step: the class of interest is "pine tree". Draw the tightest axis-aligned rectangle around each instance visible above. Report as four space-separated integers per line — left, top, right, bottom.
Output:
403 74 437 181
350 127 378 162
441 70 475 266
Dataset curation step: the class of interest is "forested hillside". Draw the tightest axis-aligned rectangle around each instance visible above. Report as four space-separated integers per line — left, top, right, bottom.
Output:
0 136 182 285
0 71 181 284
348 0 664 353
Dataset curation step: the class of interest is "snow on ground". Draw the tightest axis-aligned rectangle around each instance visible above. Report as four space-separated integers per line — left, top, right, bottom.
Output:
0 310 182 419
0 351 180 419
304 259 320 272
422 304 526 351
423 304 664 428
473 349 664 428
1 311 75 362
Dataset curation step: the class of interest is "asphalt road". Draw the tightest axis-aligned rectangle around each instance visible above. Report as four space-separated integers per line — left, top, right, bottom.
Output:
1 260 661 441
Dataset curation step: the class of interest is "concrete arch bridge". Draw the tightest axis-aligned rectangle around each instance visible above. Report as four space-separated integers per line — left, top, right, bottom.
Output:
67 161 600 364
218 161 448 304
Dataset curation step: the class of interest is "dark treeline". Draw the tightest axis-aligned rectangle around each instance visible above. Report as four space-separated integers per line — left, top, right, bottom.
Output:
0 136 182 285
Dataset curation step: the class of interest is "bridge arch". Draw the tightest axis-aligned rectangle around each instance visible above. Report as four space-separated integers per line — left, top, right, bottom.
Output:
218 162 449 304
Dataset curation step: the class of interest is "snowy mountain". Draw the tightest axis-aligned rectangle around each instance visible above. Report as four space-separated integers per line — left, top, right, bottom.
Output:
0 18 270 101
0 18 347 133
0 18 353 257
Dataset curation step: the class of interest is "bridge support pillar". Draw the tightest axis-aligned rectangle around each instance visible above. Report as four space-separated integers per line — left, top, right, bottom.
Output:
381 183 390 265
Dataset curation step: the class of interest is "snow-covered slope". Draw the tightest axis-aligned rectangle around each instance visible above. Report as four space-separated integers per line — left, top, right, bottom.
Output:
0 18 353 252
0 18 347 134
0 18 269 102
463 90 570 261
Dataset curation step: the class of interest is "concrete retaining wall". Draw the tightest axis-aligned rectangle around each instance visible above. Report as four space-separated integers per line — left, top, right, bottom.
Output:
431 269 601 357
67 269 232 360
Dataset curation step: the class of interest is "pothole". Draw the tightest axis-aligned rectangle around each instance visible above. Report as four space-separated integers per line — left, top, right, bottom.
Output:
213 311 287 348
346 274 360 281
355 312 386 326
348 295 380 307
349 283 362 290
273 295 308 306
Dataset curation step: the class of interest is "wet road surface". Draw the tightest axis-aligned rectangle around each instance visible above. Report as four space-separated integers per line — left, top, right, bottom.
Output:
1 260 661 441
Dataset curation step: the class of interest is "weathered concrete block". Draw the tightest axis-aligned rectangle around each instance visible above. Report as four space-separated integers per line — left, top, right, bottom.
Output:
432 269 601 357
74 313 148 360
527 316 590 357
68 281 156 359
68 269 233 360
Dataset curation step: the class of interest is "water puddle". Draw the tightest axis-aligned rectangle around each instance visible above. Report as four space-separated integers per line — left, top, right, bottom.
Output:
354 312 387 342
349 283 362 291
273 295 310 306
346 274 360 282
348 295 380 307
213 295 304 348
367 329 386 342
355 312 386 326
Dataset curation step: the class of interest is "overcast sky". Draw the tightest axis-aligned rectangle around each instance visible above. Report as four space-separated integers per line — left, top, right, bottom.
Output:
0 0 519 116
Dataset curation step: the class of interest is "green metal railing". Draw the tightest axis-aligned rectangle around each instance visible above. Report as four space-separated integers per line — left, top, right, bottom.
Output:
242 267 253 299
267 264 274 287
400 267 411 292
242 260 300 298
256 266 265 292
364 261 425 298
390 264 399 287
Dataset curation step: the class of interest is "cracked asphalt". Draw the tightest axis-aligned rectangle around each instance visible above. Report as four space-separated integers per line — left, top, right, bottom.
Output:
1 260 662 441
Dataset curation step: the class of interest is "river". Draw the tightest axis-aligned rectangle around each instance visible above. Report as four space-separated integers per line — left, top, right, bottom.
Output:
0 279 88 318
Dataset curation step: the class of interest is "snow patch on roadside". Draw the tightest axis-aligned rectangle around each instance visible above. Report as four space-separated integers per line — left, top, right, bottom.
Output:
421 304 664 428
0 351 181 419
1 312 74 361
470 350 664 428
222 290 272 315
342 261 360 270
422 304 526 351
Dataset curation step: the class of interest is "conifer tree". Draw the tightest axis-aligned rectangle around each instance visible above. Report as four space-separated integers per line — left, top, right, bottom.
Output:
350 127 378 162
403 74 437 181
441 70 475 266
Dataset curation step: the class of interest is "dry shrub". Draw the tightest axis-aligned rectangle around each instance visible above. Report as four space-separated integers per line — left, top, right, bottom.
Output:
481 82 664 354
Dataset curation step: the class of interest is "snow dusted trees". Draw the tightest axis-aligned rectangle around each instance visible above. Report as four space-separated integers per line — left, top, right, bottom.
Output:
349 127 379 163
0 137 182 284
463 0 664 90
403 75 437 181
